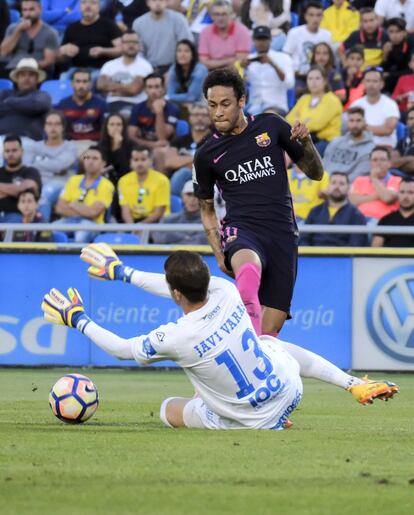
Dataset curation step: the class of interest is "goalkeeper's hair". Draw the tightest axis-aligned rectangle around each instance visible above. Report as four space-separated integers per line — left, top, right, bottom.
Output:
164 251 210 303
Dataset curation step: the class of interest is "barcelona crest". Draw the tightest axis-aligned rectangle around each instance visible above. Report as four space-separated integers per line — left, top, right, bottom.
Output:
255 132 271 147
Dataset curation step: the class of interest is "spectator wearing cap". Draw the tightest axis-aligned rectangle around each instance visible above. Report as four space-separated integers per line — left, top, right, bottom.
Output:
242 25 294 116
382 18 414 94
0 0 59 74
0 58 51 141
151 180 207 245
350 66 400 148
198 0 252 71
319 0 360 44
375 0 414 32
340 7 389 67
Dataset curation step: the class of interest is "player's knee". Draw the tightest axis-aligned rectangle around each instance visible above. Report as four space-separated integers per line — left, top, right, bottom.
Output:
159 397 187 428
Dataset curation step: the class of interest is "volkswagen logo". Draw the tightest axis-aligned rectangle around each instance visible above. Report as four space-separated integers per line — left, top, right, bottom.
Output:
366 266 414 363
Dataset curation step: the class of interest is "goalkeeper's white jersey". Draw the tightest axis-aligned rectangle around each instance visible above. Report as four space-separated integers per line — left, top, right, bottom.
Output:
128 273 300 428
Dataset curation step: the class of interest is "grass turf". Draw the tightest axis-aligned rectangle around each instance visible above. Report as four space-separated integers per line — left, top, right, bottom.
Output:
0 369 412 515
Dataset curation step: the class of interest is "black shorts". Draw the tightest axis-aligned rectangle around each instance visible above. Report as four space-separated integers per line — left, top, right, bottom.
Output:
221 224 298 315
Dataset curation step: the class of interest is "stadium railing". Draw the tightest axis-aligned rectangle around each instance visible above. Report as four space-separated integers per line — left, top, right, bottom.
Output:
1 223 414 247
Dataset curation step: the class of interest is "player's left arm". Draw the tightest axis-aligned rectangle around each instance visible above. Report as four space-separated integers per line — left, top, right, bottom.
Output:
290 122 324 181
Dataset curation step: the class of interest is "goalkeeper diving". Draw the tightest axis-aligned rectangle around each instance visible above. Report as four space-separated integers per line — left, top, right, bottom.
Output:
41 245 399 430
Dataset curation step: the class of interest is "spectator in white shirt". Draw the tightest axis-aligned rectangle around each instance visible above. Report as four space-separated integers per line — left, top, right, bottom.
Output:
350 66 400 148
243 25 294 115
96 30 153 115
375 0 414 33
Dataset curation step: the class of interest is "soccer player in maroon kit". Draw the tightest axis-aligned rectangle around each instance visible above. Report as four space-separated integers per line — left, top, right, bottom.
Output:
193 68 324 337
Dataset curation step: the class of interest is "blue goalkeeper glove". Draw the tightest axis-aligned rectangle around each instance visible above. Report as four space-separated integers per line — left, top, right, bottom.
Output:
41 288 91 333
80 243 134 282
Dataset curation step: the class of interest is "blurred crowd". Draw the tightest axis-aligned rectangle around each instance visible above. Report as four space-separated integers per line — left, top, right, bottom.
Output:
0 0 414 247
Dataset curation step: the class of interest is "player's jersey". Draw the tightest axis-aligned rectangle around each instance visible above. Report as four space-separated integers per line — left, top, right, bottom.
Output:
193 113 305 233
130 274 299 428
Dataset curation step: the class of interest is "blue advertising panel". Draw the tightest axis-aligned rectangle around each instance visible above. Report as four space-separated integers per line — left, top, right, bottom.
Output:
0 252 352 368
282 257 352 368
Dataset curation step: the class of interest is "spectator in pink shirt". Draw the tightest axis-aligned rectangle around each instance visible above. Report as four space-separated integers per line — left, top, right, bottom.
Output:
350 145 401 221
198 0 252 70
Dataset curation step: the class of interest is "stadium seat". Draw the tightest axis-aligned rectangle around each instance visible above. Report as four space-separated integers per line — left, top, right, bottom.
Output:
396 122 407 141
40 80 74 106
290 12 299 28
170 195 183 213
10 9 20 23
176 119 190 137
0 79 13 90
93 233 141 244
52 231 69 243
287 89 296 110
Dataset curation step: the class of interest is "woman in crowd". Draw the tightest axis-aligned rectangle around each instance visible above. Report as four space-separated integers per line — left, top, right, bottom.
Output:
286 65 343 156
26 110 77 221
166 39 208 115
310 42 345 102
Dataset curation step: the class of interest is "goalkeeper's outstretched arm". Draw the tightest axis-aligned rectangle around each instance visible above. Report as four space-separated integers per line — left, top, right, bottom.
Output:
80 243 171 298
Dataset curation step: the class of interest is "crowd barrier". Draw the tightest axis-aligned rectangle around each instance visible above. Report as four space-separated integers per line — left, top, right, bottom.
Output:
1 244 413 370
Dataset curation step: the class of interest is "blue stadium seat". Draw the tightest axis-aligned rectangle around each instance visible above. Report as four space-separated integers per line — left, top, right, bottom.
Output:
287 89 296 110
10 9 20 23
290 12 299 28
176 119 190 137
52 231 69 243
93 233 141 244
170 195 183 213
396 122 407 141
40 80 74 106
0 79 13 90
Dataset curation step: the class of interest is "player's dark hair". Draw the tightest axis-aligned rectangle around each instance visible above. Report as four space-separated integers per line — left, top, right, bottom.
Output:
71 68 92 81
203 67 246 101
304 1 323 14
331 172 349 183
144 73 164 86
370 145 391 160
3 134 22 147
347 106 365 117
164 251 210 303
18 188 40 202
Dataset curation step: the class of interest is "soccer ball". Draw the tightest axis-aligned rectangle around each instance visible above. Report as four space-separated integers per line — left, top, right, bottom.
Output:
49 373 99 424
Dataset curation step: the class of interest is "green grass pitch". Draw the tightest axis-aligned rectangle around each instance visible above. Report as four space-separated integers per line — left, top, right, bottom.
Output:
0 369 413 515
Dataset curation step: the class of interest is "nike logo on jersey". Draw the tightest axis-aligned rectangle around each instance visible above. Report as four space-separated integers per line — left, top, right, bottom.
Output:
213 151 227 164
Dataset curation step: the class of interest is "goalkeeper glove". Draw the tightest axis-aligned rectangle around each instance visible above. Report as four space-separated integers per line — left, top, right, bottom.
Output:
41 288 91 333
80 242 134 282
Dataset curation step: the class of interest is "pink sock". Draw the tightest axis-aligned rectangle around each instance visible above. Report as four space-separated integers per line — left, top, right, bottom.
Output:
235 263 262 334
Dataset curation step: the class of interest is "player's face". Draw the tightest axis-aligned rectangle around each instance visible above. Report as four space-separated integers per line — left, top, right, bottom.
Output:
370 150 390 176
387 25 406 46
363 71 383 96
131 150 151 174
81 0 100 21
83 149 105 175
18 192 37 217
45 114 64 140
3 141 23 167
347 113 365 137
182 192 199 213
313 44 330 67
304 7 323 31
328 175 349 201
72 72 92 97
22 1 41 23
398 181 414 211
361 12 378 35
206 86 245 134
122 33 140 58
